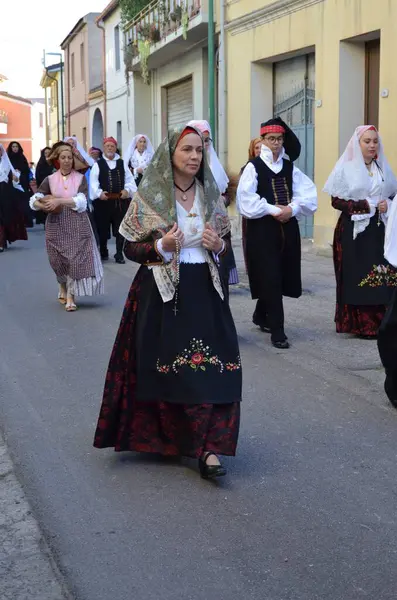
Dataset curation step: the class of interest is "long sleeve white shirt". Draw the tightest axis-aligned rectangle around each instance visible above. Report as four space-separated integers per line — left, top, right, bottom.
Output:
90 153 137 200
237 146 317 219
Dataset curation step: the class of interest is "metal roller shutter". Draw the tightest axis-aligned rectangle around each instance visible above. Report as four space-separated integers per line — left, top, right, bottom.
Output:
167 78 193 130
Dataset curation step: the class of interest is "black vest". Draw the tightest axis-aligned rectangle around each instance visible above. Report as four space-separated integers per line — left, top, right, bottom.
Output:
98 157 125 194
251 156 293 207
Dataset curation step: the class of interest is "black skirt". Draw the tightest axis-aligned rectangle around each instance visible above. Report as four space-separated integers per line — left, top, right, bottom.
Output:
340 212 395 305
135 263 242 405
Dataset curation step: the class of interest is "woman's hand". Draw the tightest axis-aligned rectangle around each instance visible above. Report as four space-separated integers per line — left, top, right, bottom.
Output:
202 223 223 253
137 168 143 174
379 200 388 214
42 196 61 212
162 223 185 252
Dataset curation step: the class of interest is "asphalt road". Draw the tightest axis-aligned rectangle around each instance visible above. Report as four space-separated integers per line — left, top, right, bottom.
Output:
1 228 397 600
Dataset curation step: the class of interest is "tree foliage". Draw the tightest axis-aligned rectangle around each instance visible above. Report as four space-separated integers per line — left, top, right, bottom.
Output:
120 0 151 25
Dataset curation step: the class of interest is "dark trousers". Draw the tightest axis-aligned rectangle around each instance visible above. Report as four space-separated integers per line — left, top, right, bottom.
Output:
94 199 128 256
246 217 302 343
253 297 285 341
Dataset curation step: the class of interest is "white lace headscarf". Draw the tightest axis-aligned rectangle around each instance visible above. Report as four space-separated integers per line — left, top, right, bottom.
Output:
63 136 94 167
323 125 397 238
0 143 25 191
124 134 154 171
188 120 229 194
0 143 16 178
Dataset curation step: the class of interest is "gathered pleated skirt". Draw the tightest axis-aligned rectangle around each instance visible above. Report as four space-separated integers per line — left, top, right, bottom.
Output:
94 263 242 457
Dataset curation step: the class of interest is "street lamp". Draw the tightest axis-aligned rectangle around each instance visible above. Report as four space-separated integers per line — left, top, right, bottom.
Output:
43 51 65 140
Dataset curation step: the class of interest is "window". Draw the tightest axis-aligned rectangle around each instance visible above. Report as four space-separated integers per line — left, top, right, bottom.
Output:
114 25 121 71
82 127 87 150
71 53 75 88
117 121 122 152
39 112 44 128
80 43 85 82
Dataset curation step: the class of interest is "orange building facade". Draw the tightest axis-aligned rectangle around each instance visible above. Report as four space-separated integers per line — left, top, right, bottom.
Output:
0 92 33 161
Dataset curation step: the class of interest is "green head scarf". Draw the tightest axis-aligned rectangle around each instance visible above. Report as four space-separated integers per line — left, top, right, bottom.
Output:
120 125 230 243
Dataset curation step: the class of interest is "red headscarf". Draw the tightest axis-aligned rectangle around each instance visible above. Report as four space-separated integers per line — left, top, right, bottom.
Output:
104 137 117 146
260 124 285 136
177 126 199 144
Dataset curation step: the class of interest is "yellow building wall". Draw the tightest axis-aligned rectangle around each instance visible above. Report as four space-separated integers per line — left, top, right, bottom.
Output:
226 0 397 248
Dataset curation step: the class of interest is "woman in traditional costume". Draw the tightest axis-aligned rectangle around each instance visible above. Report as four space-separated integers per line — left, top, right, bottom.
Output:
124 134 154 187
378 195 397 407
7 141 34 227
241 137 263 269
30 143 104 312
35 147 56 225
93 126 242 479
188 119 239 288
35 147 55 187
0 144 27 252
63 136 94 173
324 125 397 338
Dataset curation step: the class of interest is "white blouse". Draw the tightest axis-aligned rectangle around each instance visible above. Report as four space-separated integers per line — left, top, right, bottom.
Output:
156 184 223 264
237 146 317 219
351 163 389 238
30 192 88 213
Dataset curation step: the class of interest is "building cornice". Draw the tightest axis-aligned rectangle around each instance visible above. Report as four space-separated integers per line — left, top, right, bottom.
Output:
67 102 89 118
226 0 325 36
88 89 104 101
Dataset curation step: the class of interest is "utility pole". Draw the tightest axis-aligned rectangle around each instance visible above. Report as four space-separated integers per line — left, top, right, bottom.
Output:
208 0 216 149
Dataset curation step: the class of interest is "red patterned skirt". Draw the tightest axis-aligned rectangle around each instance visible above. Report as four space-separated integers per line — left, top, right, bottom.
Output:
333 213 389 337
93 266 240 458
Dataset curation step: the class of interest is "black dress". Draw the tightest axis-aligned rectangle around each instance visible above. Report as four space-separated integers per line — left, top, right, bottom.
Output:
332 197 395 336
93 239 241 458
378 289 397 406
0 177 28 247
35 157 55 225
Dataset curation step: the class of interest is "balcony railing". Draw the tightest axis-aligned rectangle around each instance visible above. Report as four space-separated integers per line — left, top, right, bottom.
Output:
125 0 202 47
124 0 204 81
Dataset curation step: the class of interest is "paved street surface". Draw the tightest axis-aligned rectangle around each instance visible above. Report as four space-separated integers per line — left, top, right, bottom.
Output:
1 226 397 600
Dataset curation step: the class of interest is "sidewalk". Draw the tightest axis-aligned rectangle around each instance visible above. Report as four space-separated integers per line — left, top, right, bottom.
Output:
0 432 71 600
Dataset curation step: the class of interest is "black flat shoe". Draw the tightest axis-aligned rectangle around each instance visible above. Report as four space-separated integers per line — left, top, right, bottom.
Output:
272 339 290 349
252 317 271 333
0 247 4 253
114 253 125 264
100 251 109 261
199 452 227 479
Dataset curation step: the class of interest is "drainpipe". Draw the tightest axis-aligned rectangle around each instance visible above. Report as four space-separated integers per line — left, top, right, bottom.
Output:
96 19 107 138
67 45 71 136
208 0 216 149
218 0 227 167
60 60 65 139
